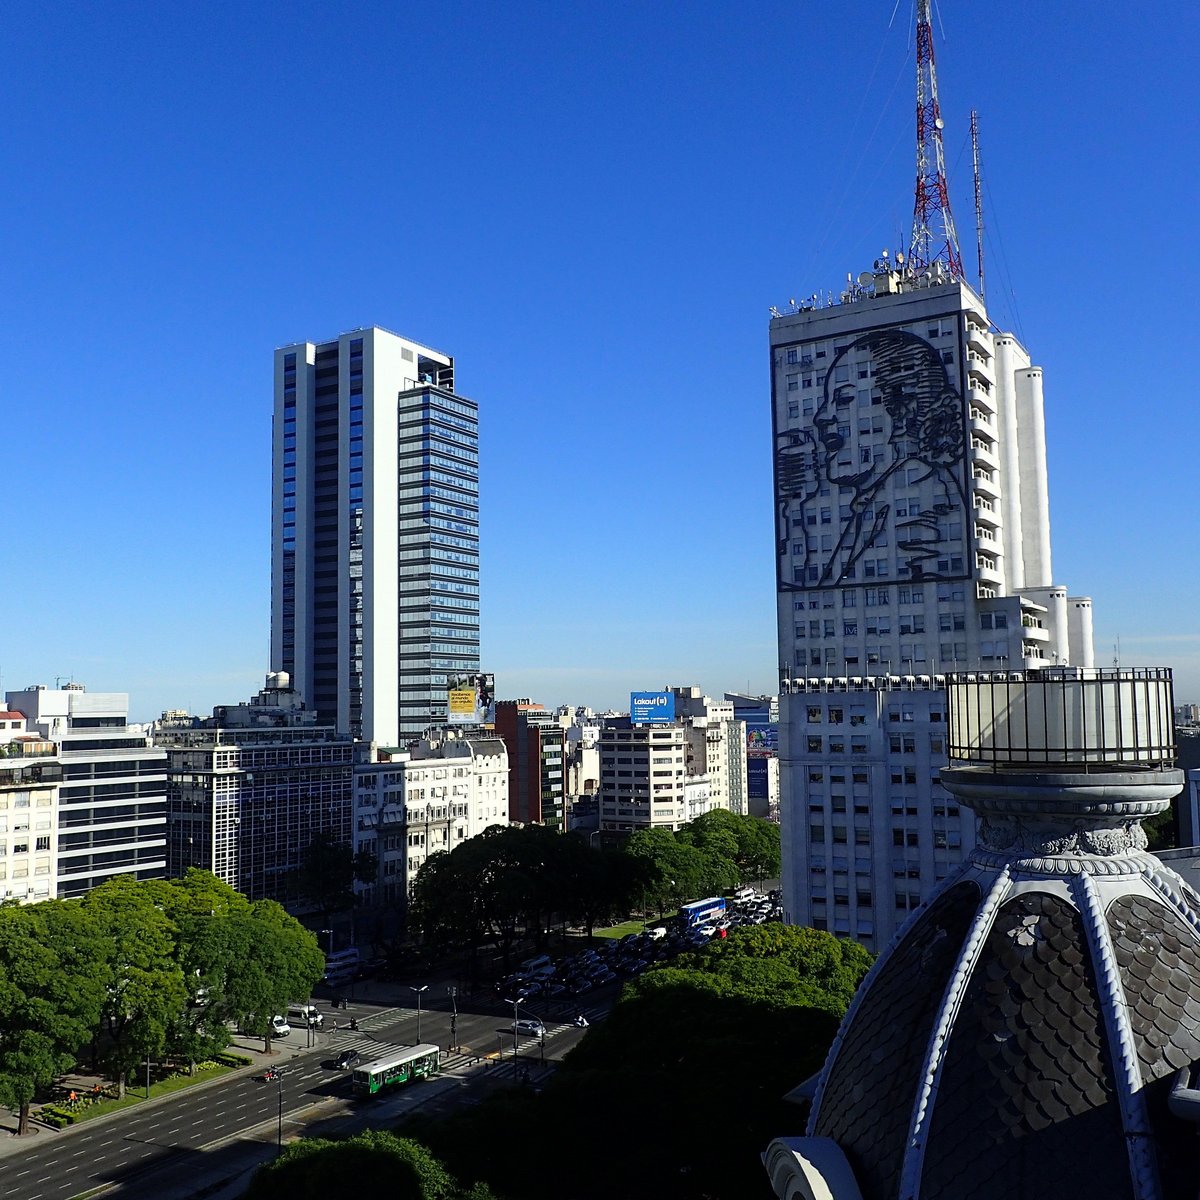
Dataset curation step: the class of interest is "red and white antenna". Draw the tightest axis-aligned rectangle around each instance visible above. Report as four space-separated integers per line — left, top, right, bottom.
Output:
909 0 963 279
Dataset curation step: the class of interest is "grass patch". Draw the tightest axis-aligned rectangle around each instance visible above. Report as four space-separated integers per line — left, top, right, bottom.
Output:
62 1064 231 1124
594 920 646 939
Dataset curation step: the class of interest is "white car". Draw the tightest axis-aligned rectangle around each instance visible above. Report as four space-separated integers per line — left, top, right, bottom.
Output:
270 1015 292 1037
512 1018 545 1037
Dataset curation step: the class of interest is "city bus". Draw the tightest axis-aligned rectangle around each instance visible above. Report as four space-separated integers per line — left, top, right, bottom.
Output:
322 947 360 985
351 1044 441 1098
678 897 726 929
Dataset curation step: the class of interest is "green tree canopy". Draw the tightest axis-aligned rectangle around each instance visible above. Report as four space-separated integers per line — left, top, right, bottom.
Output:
245 1129 492 1200
81 877 188 1097
224 900 324 1052
0 901 107 1133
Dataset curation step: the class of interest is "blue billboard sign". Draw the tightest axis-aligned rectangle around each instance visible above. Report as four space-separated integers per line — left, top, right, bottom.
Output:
631 691 675 724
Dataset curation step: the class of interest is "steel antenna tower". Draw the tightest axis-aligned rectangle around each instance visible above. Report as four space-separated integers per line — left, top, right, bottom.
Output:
909 0 963 279
971 108 985 300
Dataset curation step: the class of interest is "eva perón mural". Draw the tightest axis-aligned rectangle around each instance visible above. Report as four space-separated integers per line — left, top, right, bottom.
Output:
777 327 968 590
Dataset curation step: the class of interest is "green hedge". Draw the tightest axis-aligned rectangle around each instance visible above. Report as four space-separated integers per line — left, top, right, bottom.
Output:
40 1105 76 1128
214 1051 253 1067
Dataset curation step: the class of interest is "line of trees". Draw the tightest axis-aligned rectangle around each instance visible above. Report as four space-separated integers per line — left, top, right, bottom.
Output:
407 811 782 966
0 870 323 1134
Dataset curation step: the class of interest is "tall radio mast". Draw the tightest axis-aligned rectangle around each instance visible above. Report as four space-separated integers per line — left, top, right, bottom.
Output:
909 0 963 279
971 109 985 300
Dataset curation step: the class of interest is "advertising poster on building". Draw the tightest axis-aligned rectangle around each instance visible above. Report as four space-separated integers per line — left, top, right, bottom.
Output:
631 691 675 724
447 672 495 725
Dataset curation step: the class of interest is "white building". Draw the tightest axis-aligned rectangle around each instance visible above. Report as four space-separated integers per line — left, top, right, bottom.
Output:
771 267 1094 949
5 684 167 899
0 711 59 903
272 327 479 746
597 688 746 831
352 731 508 906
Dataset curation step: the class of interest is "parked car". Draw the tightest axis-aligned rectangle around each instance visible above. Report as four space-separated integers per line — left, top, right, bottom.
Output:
270 1016 292 1037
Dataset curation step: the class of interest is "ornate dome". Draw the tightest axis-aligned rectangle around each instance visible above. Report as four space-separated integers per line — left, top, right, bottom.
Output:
766 672 1200 1200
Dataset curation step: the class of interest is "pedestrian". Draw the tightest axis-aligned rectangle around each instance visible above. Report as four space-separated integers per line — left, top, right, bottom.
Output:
332 1018 338 1031
92 1083 101 1098
341 996 348 1011
69 1090 77 1105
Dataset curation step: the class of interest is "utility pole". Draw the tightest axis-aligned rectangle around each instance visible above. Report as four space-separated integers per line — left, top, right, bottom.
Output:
909 0 963 279
448 986 458 1051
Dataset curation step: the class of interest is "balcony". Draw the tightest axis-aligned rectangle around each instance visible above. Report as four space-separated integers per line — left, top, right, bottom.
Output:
969 412 996 439
965 320 993 356
970 440 999 471
975 555 1003 586
971 470 1000 500
967 383 995 414
972 497 1000 527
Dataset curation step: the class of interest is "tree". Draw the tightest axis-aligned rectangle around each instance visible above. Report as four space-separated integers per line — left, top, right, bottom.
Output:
679 809 781 884
0 901 107 1134
245 1129 492 1200
81 877 188 1097
295 832 378 921
224 900 324 1053
149 870 253 1071
404 924 865 1200
624 827 709 913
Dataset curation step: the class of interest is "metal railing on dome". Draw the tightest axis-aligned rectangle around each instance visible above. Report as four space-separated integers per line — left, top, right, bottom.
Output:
944 667 1176 769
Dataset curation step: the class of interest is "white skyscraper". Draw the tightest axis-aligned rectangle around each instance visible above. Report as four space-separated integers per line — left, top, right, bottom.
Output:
272 327 480 746
770 264 1094 949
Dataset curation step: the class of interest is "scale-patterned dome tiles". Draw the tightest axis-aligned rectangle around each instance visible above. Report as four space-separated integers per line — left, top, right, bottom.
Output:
811 880 980 1200
1107 893 1200 1083
919 893 1130 1200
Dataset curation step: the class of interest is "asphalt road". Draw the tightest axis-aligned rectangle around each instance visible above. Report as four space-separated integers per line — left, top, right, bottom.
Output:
0 989 603 1200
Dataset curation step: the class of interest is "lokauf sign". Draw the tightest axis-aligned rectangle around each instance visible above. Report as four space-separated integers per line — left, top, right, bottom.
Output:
631 691 675 724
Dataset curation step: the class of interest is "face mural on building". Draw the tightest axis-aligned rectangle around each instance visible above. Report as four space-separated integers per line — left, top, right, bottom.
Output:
777 328 968 590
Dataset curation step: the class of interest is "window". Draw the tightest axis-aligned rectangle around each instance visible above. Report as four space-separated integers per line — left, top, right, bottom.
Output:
843 621 858 636
786 348 798 364
828 707 844 725
842 590 856 608
808 737 823 753
35 836 49 851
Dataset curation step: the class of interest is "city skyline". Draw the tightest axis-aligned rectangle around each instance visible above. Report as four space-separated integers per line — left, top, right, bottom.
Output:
3 3 1197 722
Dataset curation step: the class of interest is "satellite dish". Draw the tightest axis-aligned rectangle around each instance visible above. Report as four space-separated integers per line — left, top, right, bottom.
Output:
858 271 874 286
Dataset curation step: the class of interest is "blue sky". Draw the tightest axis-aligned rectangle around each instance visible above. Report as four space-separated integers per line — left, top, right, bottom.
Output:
3 2 1198 721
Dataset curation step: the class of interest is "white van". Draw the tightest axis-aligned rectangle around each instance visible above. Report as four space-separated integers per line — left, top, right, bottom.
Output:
734 887 757 905
644 926 667 941
288 1003 324 1028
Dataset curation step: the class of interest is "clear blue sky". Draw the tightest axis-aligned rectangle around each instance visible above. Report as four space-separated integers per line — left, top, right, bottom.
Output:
3 2 1198 721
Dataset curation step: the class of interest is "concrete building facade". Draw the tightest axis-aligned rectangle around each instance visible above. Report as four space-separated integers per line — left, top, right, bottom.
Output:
352 732 508 906
494 700 567 829
272 327 479 747
771 266 1094 949
157 673 354 904
597 688 746 832
5 684 167 899
0 712 60 903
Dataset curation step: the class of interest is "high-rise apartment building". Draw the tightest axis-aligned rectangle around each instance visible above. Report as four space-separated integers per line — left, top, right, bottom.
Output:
494 700 567 829
5 684 167 899
272 327 480 747
157 673 354 904
352 731 509 907
770 265 1094 949
598 687 745 831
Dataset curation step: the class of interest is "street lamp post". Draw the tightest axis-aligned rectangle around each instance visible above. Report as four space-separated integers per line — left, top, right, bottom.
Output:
503 996 521 1058
409 984 429 1042
447 986 458 1051
276 1073 284 1154
321 928 334 954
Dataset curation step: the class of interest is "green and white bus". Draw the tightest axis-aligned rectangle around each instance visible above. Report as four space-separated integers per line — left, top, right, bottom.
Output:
351 1044 441 1098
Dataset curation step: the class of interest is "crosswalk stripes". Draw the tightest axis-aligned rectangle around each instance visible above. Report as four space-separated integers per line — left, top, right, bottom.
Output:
324 1007 403 1039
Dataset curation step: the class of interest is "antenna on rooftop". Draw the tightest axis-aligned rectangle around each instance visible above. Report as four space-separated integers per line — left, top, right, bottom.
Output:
909 0 964 280
971 109 986 300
